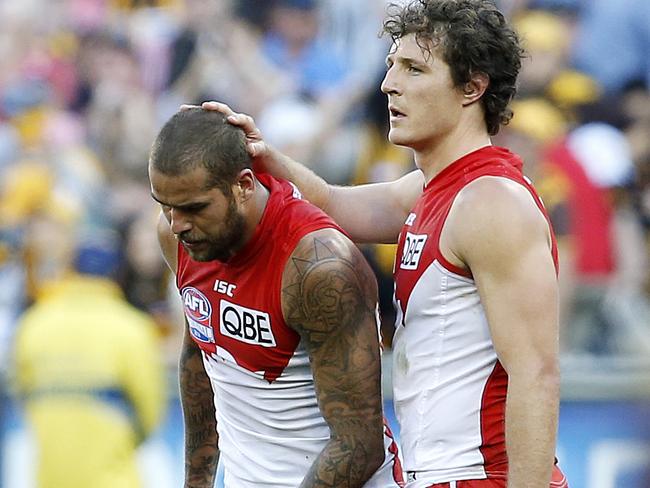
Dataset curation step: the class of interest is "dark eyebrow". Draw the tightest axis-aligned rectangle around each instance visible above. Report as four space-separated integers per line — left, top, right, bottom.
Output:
385 54 427 68
400 56 427 67
150 193 208 211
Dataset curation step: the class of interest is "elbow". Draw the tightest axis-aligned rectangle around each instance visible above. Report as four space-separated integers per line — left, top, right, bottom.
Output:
337 423 385 478
508 355 560 394
537 355 560 384
365 426 387 474
536 363 560 401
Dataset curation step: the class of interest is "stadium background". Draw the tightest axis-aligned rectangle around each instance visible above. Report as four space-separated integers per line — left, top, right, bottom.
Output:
0 0 649 487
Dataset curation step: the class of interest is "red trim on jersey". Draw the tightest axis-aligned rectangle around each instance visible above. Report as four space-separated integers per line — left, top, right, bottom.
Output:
421 464 567 487
479 361 508 477
435 252 473 279
550 465 569 487
384 421 405 487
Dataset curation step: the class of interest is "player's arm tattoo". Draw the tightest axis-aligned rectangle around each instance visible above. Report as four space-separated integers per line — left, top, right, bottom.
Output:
179 323 219 488
282 229 386 488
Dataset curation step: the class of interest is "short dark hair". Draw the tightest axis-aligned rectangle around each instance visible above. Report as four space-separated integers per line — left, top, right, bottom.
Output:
149 108 251 194
383 0 524 135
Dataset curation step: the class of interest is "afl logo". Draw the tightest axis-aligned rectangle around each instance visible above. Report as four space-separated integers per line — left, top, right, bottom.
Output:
182 287 215 343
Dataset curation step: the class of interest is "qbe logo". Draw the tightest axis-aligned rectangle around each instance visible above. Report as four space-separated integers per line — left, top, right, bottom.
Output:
400 232 428 270
182 287 215 343
219 299 276 347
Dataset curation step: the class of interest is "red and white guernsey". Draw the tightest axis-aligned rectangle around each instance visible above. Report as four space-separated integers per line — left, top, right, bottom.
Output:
177 174 403 487
392 146 559 486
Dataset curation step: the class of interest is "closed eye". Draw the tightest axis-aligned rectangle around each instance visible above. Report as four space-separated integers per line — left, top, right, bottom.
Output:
179 203 209 214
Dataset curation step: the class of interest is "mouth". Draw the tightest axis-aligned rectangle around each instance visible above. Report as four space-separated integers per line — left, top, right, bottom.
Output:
181 239 206 250
389 106 406 119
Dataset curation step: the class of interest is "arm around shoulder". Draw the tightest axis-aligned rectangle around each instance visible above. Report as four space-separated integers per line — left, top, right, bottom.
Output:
325 169 424 244
256 146 423 244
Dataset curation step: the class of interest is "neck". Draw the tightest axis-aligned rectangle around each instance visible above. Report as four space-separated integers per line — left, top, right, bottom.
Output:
415 118 492 184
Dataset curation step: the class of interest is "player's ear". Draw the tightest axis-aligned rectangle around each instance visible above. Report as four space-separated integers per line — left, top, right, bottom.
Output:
461 71 489 106
233 169 255 203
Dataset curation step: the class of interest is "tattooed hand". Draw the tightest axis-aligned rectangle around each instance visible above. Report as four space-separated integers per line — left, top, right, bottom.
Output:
281 228 386 488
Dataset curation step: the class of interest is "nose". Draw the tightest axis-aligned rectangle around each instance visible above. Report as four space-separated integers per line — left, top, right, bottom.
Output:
381 67 399 95
169 208 192 236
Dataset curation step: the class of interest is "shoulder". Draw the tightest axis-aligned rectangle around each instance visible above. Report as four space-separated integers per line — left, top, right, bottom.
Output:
282 228 370 291
288 227 357 262
446 176 551 263
455 176 544 222
280 228 377 333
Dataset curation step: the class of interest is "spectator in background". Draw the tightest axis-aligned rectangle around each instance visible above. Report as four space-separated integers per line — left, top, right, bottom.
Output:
501 97 649 356
513 9 601 115
572 0 650 94
162 0 292 118
12 232 166 488
262 0 346 98
543 123 637 354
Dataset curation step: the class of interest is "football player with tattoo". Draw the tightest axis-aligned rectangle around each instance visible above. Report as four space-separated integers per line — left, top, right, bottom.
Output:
149 108 403 488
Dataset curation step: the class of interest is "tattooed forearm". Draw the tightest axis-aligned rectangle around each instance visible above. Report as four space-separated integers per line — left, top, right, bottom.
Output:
282 229 386 488
179 326 219 488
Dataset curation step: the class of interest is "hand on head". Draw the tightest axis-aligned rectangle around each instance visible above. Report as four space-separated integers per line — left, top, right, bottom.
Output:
180 101 268 160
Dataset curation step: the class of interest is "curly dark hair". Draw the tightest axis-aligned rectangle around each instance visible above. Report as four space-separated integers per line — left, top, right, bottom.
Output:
383 0 524 135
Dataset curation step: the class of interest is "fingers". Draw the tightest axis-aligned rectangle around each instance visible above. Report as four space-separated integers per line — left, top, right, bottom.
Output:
180 101 265 157
248 141 266 158
201 101 236 117
200 101 253 129
179 101 236 116
226 113 256 129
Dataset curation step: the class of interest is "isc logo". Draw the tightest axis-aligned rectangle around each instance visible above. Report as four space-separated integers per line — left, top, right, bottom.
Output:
213 279 236 298
400 232 428 270
219 299 276 347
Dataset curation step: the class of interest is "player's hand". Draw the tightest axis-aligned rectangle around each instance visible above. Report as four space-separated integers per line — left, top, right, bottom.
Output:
198 101 268 159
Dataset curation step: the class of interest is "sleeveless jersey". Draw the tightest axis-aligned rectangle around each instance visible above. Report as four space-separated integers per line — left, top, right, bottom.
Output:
392 146 559 486
176 173 403 487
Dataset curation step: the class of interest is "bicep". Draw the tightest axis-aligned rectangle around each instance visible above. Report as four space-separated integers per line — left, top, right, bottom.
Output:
281 229 384 431
474 238 559 373
450 179 559 373
325 170 423 244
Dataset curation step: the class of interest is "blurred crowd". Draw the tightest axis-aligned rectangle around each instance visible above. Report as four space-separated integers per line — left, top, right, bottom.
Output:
0 0 649 481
